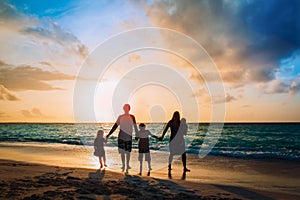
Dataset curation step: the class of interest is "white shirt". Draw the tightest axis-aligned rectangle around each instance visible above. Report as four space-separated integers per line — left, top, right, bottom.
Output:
117 114 135 136
137 130 153 138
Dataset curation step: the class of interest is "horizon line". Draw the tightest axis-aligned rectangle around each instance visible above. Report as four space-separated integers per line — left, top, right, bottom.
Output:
0 121 299 124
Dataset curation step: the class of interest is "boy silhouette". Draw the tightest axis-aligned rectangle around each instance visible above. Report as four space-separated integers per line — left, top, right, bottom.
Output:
136 123 158 176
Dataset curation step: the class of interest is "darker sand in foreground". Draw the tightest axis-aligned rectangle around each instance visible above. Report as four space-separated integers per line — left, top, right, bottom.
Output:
0 156 299 200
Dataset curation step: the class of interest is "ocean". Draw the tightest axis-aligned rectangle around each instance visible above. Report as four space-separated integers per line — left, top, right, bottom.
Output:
0 123 299 161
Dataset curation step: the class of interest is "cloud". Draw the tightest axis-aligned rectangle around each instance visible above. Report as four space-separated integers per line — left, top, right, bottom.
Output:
0 1 88 66
0 60 75 91
21 108 47 118
213 93 237 104
0 1 23 21
194 89 236 104
20 20 89 59
38 61 53 67
142 0 300 86
225 94 237 102
0 84 20 101
259 76 300 95
242 105 252 108
128 53 142 63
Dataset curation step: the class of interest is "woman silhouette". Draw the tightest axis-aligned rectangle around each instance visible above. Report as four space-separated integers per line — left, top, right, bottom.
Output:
160 111 190 172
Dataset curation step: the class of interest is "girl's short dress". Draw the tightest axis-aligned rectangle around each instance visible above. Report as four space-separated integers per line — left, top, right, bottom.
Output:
94 138 105 156
94 147 105 157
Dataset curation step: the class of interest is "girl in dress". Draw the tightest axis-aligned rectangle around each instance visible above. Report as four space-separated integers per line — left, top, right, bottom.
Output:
94 130 107 169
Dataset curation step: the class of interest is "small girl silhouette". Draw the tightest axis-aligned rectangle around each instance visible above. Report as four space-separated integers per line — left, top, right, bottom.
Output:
94 130 107 169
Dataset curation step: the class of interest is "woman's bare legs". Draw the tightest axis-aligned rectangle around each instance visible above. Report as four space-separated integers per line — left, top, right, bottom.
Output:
168 154 173 170
182 152 190 172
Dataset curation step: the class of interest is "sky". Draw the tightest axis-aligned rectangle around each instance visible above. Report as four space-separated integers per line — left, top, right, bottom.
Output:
0 0 299 123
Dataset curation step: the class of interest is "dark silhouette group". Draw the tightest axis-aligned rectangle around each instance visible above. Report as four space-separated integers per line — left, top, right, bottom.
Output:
94 104 190 176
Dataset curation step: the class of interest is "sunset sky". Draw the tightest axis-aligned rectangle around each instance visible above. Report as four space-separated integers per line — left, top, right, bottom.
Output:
0 0 299 123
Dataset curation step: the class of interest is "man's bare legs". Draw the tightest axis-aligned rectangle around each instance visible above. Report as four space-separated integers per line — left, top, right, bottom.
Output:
120 152 125 171
126 152 131 172
120 150 131 172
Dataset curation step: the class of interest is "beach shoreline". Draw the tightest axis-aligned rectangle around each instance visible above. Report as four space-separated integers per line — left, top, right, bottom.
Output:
0 141 299 199
1 152 299 199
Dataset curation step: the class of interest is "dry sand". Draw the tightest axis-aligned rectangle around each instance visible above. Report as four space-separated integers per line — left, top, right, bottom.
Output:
1 155 299 200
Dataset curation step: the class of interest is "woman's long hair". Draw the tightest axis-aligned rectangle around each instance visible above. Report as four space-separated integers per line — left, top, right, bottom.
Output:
171 111 180 127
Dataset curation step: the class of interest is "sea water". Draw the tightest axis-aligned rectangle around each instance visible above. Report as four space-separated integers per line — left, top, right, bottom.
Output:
0 123 299 161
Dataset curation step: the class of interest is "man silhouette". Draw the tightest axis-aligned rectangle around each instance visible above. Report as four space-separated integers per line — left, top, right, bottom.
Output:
106 104 138 172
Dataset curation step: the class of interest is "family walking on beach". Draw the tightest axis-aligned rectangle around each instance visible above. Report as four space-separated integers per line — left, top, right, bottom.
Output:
94 104 190 176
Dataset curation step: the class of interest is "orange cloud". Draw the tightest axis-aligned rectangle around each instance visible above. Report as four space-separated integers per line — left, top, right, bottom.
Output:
128 53 142 63
21 108 47 118
0 60 75 91
0 84 19 101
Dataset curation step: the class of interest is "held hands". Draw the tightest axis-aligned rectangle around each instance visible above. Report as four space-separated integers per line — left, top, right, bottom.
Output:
152 135 160 140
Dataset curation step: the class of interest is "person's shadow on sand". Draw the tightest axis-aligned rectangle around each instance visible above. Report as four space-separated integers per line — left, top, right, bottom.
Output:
88 169 105 181
212 184 274 200
181 171 186 180
168 169 172 179
2 167 276 199
168 169 187 180
123 174 199 198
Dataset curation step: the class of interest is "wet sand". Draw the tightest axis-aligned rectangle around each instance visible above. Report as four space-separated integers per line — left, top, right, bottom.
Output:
0 155 299 199
0 142 299 199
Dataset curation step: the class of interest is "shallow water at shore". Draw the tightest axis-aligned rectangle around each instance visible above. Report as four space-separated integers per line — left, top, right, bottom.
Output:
1 123 299 160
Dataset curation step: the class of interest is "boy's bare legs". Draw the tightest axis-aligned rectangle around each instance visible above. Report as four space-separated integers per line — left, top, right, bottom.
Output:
139 161 142 175
147 161 151 176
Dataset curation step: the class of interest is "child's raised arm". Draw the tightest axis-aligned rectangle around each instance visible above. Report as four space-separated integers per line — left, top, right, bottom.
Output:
149 131 159 139
152 135 159 139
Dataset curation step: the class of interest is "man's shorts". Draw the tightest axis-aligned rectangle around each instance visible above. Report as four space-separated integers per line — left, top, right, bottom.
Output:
118 139 132 153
